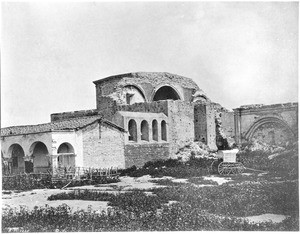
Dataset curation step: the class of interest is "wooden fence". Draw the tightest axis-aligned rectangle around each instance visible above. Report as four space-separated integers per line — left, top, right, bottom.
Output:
2 167 120 189
51 166 120 182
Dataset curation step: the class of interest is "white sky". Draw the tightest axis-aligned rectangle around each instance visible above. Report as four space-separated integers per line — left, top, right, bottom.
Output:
1 2 298 127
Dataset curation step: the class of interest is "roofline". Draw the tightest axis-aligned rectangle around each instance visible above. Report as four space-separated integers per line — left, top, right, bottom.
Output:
1 129 75 138
93 73 133 85
102 119 126 132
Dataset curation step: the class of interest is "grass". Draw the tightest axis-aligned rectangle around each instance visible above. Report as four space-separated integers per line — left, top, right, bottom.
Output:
2 145 299 232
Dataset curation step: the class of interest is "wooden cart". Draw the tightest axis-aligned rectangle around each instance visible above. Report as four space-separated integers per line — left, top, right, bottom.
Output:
211 149 244 175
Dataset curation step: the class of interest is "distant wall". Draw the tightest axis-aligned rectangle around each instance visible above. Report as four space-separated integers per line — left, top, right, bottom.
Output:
234 103 298 145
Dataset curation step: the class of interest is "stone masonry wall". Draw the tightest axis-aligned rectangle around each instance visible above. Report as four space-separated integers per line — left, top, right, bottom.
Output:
167 100 195 156
194 104 207 143
205 104 217 150
124 143 169 168
51 109 100 122
82 121 125 169
220 112 235 138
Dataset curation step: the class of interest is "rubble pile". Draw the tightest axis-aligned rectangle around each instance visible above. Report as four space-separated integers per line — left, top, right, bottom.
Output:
176 141 216 162
241 140 286 154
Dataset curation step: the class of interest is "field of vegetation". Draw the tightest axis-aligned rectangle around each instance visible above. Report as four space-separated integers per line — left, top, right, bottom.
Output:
2 142 299 232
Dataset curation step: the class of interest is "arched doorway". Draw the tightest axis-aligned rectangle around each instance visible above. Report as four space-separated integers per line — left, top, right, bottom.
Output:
161 120 167 141
152 120 158 141
128 119 137 142
141 120 149 141
30 142 50 173
57 143 75 168
153 86 181 101
8 144 25 174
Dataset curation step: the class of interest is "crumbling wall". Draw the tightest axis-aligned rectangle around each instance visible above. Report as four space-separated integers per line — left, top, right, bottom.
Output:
235 103 298 145
94 72 201 105
124 143 169 168
167 100 195 156
194 104 207 143
51 109 100 122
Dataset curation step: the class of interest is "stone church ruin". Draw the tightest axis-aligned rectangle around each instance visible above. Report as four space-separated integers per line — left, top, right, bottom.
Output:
1 72 298 173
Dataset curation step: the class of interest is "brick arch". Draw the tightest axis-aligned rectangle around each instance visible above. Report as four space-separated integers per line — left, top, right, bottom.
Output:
151 84 183 101
244 116 295 141
123 84 148 102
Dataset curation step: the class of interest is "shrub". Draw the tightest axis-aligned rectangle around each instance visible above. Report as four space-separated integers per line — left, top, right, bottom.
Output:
2 203 299 232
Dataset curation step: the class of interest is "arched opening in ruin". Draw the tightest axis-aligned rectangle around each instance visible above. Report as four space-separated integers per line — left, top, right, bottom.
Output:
245 117 295 146
141 120 149 141
161 120 167 141
57 143 75 168
128 119 137 142
8 144 25 174
30 141 50 173
152 120 158 141
124 85 146 105
153 86 181 101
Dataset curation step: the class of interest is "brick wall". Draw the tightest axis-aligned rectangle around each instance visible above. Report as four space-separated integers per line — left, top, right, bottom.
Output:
124 143 169 168
82 121 125 169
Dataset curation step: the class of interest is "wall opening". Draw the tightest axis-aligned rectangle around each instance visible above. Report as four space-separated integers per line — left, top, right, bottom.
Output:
31 142 50 173
141 120 149 141
128 119 137 142
152 120 158 141
57 143 75 168
124 85 146 105
161 120 167 141
153 86 181 101
9 144 25 174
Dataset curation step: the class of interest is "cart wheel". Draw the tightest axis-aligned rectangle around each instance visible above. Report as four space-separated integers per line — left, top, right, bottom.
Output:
218 162 229 175
210 160 219 173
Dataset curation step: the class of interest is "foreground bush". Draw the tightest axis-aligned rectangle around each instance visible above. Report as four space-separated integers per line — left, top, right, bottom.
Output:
48 190 165 214
2 203 298 232
120 157 213 178
48 180 298 218
2 174 120 191
152 181 299 217
237 143 298 179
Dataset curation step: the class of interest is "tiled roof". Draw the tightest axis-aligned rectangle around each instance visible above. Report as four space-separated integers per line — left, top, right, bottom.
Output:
1 116 103 137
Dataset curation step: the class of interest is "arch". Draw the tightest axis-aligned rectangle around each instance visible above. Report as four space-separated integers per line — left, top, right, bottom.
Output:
8 144 25 174
57 142 75 168
244 117 295 144
128 119 137 142
152 120 158 141
123 84 147 104
141 120 149 141
57 142 75 154
152 84 182 101
30 141 50 173
161 120 167 141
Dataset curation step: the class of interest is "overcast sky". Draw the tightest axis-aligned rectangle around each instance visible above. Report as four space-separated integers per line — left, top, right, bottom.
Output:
1 1 298 127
